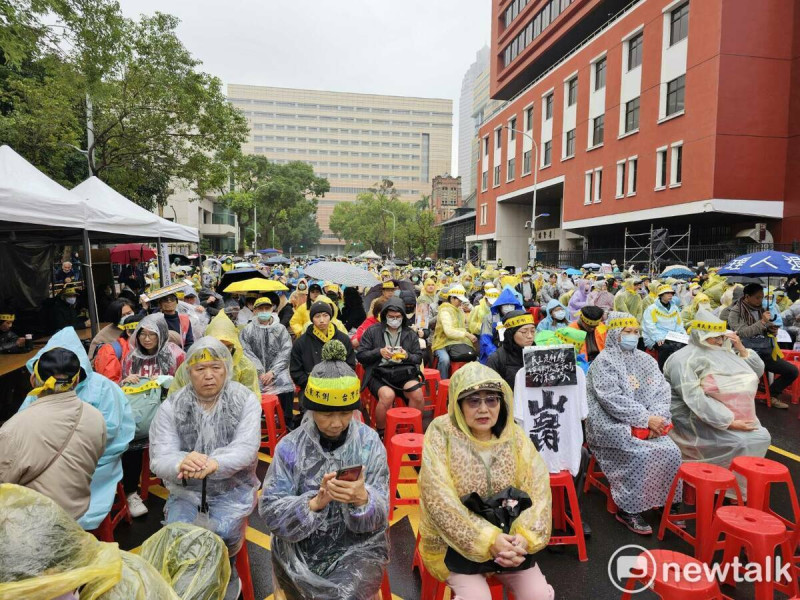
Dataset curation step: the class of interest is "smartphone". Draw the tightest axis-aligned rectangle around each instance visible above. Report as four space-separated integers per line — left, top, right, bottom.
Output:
335 465 363 482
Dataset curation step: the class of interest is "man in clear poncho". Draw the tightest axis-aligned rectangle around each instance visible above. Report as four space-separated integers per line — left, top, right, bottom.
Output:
18 327 135 531
663 310 771 481
259 340 389 600
149 337 261 564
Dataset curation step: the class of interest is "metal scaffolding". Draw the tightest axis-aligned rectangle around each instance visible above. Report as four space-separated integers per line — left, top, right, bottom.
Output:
624 225 691 275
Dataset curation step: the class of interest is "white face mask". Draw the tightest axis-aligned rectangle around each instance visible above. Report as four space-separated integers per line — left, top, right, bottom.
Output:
386 317 403 329
553 308 566 321
65 297 77 305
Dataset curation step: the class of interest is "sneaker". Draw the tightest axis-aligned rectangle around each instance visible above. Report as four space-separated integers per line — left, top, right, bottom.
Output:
669 502 686 529
615 510 652 535
126 492 148 518
224 564 241 600
769 397 789 409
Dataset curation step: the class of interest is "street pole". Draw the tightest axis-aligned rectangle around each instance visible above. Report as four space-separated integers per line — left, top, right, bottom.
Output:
505 126 538 266
253 203 257 255
381 208 396 258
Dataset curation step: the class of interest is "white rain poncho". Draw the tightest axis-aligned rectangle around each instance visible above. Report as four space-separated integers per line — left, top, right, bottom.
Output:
122 314 184 379
148 337 261 553
177 298 209 340
258 413 390 599
663 310 770 471
240 315 295 395
585 312 683 514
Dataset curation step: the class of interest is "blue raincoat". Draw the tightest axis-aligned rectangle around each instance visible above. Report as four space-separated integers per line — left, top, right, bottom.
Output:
19 327 135 530
478 286 522 364
642 301 686 348
536 299 571 332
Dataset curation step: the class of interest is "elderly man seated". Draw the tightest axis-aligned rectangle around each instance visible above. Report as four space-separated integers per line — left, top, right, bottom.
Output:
663 310 771 493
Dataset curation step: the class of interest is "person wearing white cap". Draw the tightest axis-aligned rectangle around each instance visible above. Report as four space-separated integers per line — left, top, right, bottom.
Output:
431 285 477 379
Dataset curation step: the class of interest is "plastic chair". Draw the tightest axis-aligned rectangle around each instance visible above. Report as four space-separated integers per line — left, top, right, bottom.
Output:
730 456 800 539
583 454 618 513
421 367 441 414
620 549 724 599
435 379 450 419
139 445 161 502
89 483 131 543
658 462 742 558
380 570 391 600
450 361 468 376
387 432 424 519
235 539 255 600
260 394 287 457
755 372 772 407
549 470 588 561
384 407 423 449
702 506 798 600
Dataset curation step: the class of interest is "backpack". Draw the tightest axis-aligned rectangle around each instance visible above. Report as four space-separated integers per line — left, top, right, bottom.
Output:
120 377 163 440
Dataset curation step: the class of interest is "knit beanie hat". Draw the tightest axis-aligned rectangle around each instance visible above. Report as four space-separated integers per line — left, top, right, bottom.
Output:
303 340 361 412
309 300 334 320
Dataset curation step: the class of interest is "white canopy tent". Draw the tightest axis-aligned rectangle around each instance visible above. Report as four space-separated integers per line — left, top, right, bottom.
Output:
357 249 381 260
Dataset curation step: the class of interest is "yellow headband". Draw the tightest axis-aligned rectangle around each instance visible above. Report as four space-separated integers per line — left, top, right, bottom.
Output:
120 321 140 331
305 377 361 407
689 320 727 333
0 314 14 321
30 359 79 397
608 316 639 330
187 348 223 367
504 314 534 329
580 313 602 327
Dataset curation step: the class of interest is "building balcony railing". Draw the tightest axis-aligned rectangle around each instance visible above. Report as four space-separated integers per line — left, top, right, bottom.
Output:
211 213 236 226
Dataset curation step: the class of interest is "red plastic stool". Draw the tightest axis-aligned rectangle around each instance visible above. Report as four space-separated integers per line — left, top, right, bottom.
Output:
385 407 423 449
89 482 132 542
435 379 450 418
755 372 772 407
730 456 800 539
380 570 391 600
659 462 742 558
422 367 441 413
583 454 618 514
549 470 588 561
387 432 424 519
620 549 724 599
139 445 161 502
702 506 798 599
417 558 513 600
235 539 255 600
260 394 287 456
450 361 468 376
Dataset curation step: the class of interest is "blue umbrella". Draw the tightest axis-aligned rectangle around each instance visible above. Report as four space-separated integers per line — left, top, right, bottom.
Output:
258 248 282 255
718 250 800 277
565 268 582 276
661 266 694 279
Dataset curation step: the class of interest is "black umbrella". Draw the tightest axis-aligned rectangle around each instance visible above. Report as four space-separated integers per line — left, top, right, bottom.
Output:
216 268 269 294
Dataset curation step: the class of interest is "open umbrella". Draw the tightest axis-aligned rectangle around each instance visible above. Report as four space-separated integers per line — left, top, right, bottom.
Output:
361 278 415 312
565 268 582 276
217 268 269 293
258 248 282 255
660 265 694 279
263 255 291 265
581 263 600 270
223 278 288 293
110 243 156 264
718 250 800 301
303 261 380 288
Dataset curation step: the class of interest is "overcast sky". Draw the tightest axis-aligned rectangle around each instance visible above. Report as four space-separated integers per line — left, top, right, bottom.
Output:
118 0 492 175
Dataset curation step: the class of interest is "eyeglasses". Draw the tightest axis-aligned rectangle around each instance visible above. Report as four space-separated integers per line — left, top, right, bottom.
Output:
139 331 158 339
462 394 502 409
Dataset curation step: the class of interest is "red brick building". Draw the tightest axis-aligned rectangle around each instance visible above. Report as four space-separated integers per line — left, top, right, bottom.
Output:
471 0 800 268
431 174 463 224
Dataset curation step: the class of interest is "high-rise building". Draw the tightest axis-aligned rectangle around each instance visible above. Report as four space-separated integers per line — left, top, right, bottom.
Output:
471 0 799 268
458 46 489 196
228 85 453 254
431 174 463 224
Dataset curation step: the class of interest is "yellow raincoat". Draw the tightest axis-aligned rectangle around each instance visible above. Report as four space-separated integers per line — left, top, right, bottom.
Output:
432 302 473 352
418 363 552 582
167 311 260 396
290 295 347 337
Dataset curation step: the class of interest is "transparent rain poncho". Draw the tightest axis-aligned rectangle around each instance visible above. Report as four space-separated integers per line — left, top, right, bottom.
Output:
418 362 552 583
177 297 209 340
663 310 771 469
168 311 260 397
140 523 230 600
240 311 295 395
258 413 390 599
81 551 179 600
148 337 261 553
122 313 184 379
0 484 122 600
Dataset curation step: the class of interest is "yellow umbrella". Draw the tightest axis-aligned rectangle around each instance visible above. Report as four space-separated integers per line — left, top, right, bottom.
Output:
223 278 288 293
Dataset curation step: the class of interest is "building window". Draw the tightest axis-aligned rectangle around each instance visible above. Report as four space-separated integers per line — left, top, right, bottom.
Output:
544 94 553 119
616 161 626 198
627 32 643 70
421 133 430 182
670 144 683 185
482 171 488 191
594 58 606 90
592 115 604 146
523 150 531 174
494 165 501 187
524 106 533 131
495 128 502 148
624 97 640 133
584 171 593 205
483 137 489 156
509 117 517 140
565 128 576 157
567 78 578 106
543 140 552 166
594 168 602 202
666 75 685 116
656 147 667 189
628 157 638 194
507 157 515 181
670 2 689 46
480 203 488 225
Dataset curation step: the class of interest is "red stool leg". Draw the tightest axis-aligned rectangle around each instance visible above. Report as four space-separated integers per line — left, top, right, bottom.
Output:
563 474 588 561
235 543 255 600
388 440 401 520
552 484 565 531
380 570 391 600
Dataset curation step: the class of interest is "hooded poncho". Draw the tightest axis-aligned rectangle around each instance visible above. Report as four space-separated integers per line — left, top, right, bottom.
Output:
121 313 184 379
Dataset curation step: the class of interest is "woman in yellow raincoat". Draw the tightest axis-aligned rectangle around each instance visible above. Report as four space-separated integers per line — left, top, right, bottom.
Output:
167 311 260 396
418 362 554 599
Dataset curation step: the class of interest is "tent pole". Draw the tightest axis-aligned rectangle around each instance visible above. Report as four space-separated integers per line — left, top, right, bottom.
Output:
158 237 167 285
82 229 99 338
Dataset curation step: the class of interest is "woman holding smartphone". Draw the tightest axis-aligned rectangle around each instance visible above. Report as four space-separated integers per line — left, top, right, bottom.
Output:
259 340 390 600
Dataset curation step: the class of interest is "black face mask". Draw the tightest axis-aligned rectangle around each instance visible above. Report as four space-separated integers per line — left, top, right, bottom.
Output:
326 292 339 302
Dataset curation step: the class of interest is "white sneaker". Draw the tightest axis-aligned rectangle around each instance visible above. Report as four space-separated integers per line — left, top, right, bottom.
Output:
126 492 148 518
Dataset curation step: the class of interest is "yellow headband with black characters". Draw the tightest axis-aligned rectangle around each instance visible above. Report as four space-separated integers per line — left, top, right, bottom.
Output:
187 348 224 367
608 316 639 330
305 376 361 407
689 320 727 334
0 314 14 322
29 356 79 397
504 314 534 329
579 312 602 327
120 321 140 331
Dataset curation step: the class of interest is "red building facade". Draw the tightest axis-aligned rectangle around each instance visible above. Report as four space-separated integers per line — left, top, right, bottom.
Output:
472 0 800 268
